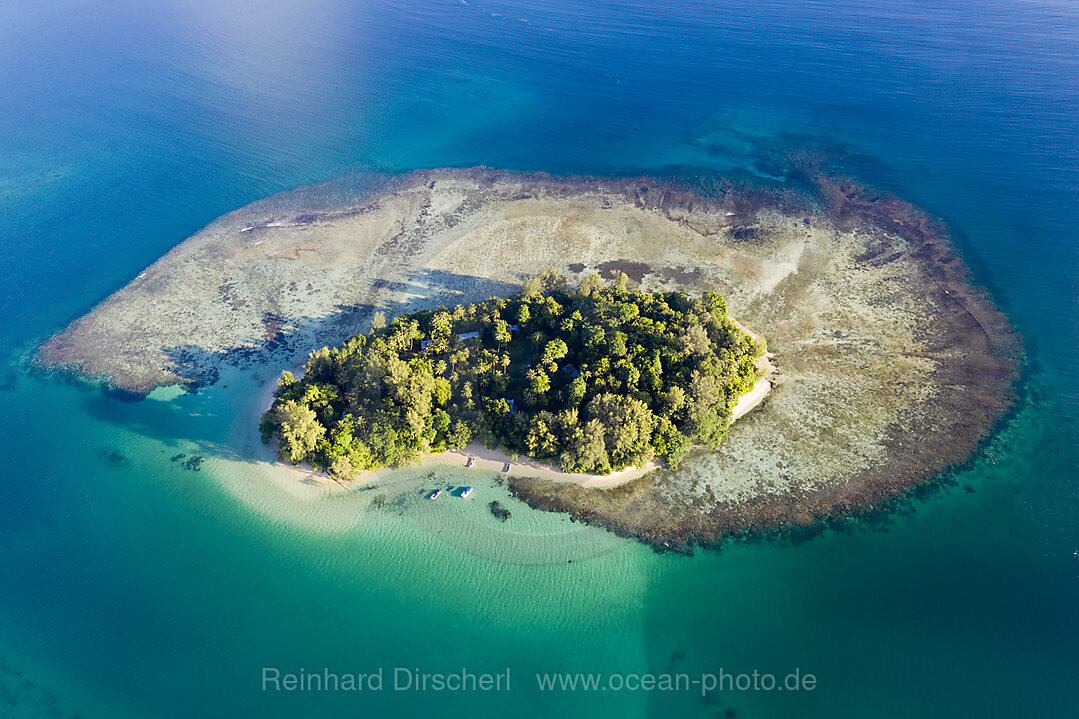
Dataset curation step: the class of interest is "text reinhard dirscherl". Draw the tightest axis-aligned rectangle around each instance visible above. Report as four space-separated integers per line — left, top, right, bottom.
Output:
262 667 511 693
261 667 817 696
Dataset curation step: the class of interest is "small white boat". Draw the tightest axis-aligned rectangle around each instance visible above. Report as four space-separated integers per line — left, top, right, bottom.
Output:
428 489 442 500
460 486 473 498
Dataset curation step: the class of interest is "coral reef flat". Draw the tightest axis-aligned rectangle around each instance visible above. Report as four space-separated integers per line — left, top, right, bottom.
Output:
38 168 1019 547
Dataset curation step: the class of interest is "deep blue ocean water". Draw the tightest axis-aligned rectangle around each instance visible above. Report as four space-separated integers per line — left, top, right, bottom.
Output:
1 0 1077 716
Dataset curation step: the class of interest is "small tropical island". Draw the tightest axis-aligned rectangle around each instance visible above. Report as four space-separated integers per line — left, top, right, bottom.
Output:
37 167 1021 548
260 271 765 479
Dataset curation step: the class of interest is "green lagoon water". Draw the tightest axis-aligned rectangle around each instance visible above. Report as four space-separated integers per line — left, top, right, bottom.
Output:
1 1 1077 716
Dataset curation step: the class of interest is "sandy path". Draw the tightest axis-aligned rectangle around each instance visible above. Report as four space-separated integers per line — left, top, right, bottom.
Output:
731 376 772 421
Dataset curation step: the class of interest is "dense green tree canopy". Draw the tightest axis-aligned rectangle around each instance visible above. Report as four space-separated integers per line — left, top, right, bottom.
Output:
260 271 764 478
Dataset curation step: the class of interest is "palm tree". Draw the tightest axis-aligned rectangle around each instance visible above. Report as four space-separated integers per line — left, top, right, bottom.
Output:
494 320 511 351
451 348 468 373
407 319 421 351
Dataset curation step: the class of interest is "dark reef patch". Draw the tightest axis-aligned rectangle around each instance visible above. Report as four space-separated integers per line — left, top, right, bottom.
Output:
595 259 652 282
97 446 130 469
489 501 512 522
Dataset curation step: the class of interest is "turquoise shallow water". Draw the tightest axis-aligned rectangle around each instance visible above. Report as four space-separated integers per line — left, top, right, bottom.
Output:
1 0 1078 716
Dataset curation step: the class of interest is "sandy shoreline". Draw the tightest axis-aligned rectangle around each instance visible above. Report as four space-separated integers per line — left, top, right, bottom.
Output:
271 440 661 490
